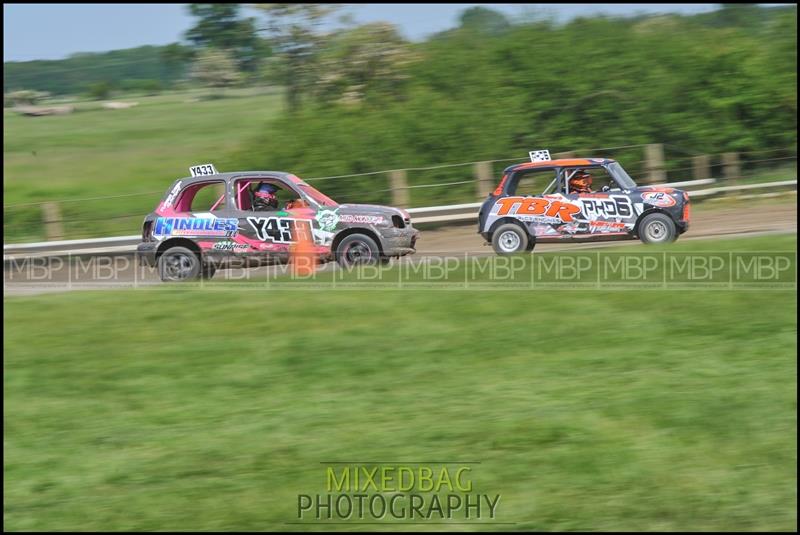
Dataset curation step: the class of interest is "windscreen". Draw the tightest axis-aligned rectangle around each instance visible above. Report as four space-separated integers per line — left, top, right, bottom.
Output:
607 162 638 189
299 184 338 207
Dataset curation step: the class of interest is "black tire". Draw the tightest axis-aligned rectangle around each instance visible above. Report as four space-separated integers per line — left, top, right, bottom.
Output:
491 223 529 255
525 239 537 252
638 213 677 244
336 234 381 268
158 246 201 282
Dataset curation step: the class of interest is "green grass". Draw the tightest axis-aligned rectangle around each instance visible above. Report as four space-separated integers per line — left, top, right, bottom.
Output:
736 163 798 185
4 235 797 531
3 88 284 241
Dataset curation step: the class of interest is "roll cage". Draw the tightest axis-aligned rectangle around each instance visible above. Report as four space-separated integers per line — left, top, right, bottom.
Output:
502 162 638 196
165 172 339 213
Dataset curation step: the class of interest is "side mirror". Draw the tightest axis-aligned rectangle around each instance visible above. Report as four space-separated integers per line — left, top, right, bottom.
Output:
601 185 611 192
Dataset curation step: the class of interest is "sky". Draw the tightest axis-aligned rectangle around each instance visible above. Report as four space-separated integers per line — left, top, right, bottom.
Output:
2 3 742 62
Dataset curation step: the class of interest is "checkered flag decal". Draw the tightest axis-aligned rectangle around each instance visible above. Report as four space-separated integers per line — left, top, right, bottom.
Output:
528 150 551 162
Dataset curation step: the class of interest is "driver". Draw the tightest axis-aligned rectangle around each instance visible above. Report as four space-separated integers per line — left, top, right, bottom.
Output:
253 183 279 211
253 182 310 211
569 169 593 194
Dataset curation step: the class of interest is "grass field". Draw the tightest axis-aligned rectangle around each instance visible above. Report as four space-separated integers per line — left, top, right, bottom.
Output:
4 234 797 531
3 88 284 242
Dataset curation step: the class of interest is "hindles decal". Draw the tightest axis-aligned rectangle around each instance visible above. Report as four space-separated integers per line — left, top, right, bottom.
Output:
154 217 238 238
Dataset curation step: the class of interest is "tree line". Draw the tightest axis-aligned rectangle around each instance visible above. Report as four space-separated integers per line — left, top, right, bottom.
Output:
226 3 796 203
4 3 796 182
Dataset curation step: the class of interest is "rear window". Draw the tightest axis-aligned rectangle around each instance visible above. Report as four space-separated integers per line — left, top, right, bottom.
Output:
173 181 226 212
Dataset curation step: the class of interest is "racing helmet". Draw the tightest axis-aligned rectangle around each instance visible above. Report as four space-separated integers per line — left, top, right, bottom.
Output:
254 182 278 210
569 169 593 193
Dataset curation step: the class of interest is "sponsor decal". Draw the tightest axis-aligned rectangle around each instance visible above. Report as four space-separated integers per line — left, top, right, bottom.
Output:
154 217 238 237
163 181 182 208
339 214 387 225
644 187 676 194
247 216 314 243
580 195 633 219
516 214 565 224
533 224 561 236
212 241 250 251
493 196 582 222
589 220 629 233
641 191 676 207
559 222 583 234
315 208 340 232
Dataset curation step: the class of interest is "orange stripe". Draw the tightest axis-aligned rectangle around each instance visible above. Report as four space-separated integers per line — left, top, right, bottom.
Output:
514 158 602 169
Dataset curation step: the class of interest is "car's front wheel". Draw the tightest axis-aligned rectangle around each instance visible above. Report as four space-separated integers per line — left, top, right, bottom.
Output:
158 246 201 282
336 234 381 268
638 213 677 244
491 223 529 255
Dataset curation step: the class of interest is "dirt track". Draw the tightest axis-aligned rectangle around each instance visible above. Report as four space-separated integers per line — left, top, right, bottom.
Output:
4 199 796 296
417 199 797 254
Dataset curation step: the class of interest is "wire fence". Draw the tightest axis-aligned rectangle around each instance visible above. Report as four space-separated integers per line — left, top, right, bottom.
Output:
4 144 796 243
1 143 651 208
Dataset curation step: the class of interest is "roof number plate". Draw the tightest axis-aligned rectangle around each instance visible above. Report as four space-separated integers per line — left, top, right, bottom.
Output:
190 163 218 177
529 150 551 162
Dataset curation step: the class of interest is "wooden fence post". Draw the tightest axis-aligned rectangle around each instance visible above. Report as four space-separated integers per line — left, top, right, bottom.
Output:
644 143 666 184
692 154 711 181
42 202 64 241
389 169 410 208
722 152 741 184
474 161 493 198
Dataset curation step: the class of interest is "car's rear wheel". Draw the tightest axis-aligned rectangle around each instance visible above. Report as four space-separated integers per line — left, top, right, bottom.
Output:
638 213 677 244
158 246 201 282
336 234 380 268
491 223 529 255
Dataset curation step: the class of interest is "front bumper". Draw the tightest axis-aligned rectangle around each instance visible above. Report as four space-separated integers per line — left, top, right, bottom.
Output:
378 227 419 257
137 242 158 267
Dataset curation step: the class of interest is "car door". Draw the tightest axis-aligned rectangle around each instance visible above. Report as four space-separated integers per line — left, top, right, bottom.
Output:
506 167 574 239
229 178 316 261
562 167 635 237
